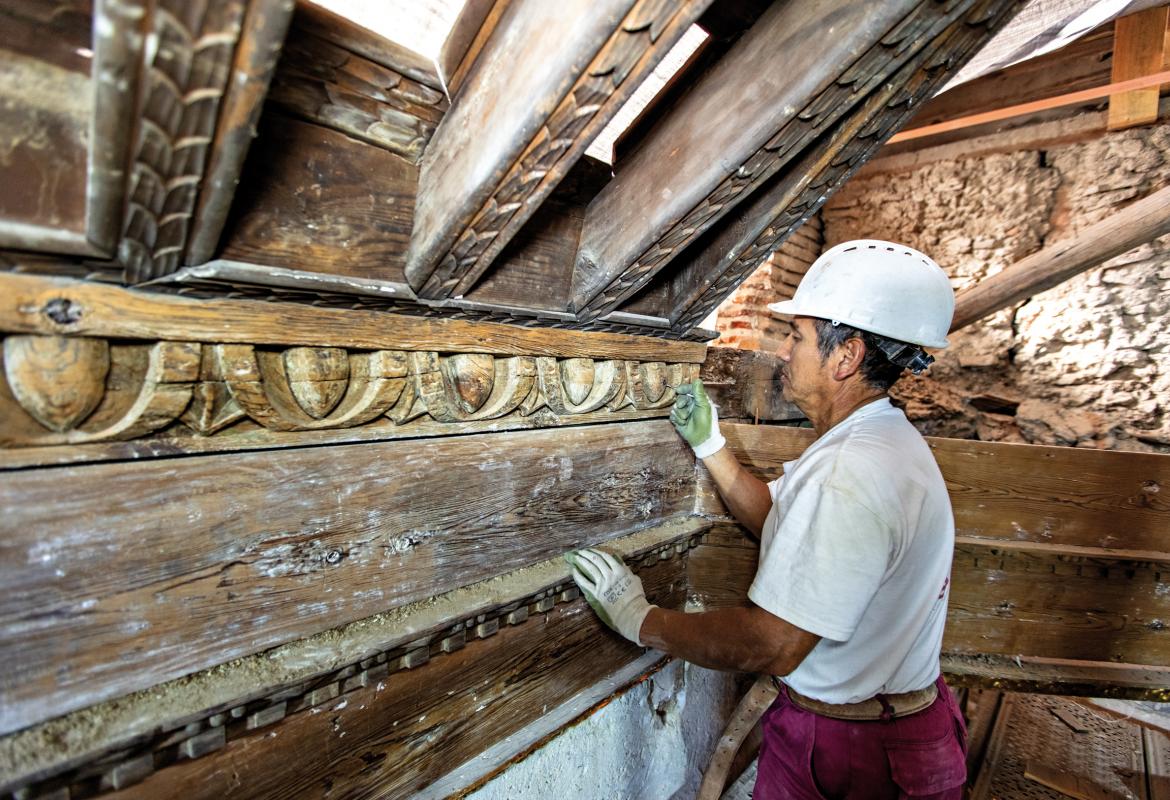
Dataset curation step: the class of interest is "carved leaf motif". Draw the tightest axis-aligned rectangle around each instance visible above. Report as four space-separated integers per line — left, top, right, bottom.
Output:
414 352 537 422
3 336 110 432
538 358 626 416
181 346 245 435
120 0 248 281
441 354 495 415
625 361 686 410
283 347 350 419
1 340 200 446
219 345 407 431
560 358 594 406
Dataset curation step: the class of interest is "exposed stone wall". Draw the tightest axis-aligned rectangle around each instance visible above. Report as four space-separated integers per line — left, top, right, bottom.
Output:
816 118 1170 452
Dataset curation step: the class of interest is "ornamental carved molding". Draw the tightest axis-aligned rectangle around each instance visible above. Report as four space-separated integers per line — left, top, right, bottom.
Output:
0 334 698 448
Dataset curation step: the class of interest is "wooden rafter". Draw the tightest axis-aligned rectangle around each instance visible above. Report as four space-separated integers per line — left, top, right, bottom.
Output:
569 0 1019 323
950 183 1170 332
405 0 714 301
658 0 1022 333
185 0 296 264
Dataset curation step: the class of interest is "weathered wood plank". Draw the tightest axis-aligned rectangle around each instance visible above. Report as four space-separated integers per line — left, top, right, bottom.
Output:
102 557 687 800
943 655 1170 700
438 0 509 95
570 0 975 320
0 16 91 249
686 523 757 611
219 114 417 281
946 544 1170 665
0 520 705 794
723 423 1170 553
0 272 707 363
0 420 695 735
952 183 1170 332
407 0 712 300
1108 6 1169 131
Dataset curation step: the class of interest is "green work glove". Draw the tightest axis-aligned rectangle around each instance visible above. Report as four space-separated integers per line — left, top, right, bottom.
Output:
670 379 725 458
564 548 654 645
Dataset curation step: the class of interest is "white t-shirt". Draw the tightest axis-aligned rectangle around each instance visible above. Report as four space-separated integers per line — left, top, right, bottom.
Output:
747 398 954 704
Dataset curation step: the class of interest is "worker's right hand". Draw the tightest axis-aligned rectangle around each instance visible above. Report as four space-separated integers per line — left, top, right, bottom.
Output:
670 379 725 458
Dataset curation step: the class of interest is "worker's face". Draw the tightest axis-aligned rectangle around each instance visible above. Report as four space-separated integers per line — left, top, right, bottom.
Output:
776 316 831 412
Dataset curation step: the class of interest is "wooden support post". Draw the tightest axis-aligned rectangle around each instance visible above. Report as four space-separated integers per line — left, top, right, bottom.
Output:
1107 5 1170 131
568 0 1015 322
950 183 1170 332
406 0 713 301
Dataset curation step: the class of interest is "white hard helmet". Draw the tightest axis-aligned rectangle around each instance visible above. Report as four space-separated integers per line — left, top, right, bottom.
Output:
767 239 954 349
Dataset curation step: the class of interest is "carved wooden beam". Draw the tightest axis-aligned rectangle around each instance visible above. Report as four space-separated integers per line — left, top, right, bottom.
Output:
0 272 701 465
0 272 706 362
116 0 251 281
405 0 714 301
438 0 510 96
570 0 1015 322
664 0 1022 333
184 0 297 264
950 183 1170 332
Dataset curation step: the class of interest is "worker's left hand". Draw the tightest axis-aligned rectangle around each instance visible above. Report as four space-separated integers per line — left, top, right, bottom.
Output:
565 548 654 645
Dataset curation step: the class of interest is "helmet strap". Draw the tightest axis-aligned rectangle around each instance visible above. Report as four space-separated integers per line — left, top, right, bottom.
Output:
875 339 935 375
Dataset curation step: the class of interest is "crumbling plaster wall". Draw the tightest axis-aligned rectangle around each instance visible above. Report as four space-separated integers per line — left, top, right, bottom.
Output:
466 662 742 800
819 119 1170 451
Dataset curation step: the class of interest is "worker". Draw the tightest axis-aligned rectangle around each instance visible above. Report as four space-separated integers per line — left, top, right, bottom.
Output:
566 240 966 798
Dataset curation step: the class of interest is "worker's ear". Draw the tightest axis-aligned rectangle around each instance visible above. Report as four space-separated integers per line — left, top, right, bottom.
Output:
832 336 866 381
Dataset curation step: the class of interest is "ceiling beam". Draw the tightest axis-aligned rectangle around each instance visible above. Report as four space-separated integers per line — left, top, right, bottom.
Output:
406 0 714 301
661 0 1022 334
950 183 1170 332
567 0 991 321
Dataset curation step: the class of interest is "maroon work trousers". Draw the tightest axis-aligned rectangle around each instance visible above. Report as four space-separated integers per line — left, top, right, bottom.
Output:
754 675 967 800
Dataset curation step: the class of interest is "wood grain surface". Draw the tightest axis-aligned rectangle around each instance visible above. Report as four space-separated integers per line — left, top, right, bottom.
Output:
0 420 695 735
219 115 418 281
0 271 708 362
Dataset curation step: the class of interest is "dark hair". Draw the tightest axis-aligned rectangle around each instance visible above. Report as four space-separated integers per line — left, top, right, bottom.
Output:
811 319 906 391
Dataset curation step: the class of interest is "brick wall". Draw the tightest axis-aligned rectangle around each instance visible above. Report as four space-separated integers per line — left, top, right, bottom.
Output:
712 214 822 353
